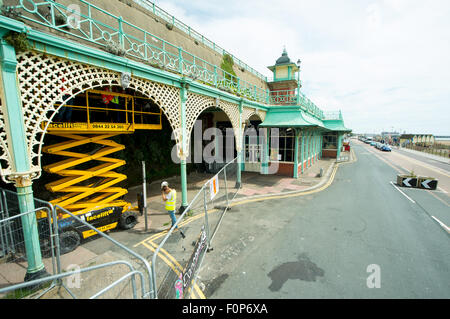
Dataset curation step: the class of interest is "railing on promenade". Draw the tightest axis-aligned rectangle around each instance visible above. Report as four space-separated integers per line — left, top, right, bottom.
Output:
269 90 325 119
133 0 268 83
2 0 326 120
2 0 267 103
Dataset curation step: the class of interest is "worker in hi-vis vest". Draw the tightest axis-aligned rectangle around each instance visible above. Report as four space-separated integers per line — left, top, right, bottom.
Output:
161 181 178 229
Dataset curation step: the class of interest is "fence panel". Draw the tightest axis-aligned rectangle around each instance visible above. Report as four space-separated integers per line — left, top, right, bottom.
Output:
0 189 58 299
150 157 239 299
0 189 152 299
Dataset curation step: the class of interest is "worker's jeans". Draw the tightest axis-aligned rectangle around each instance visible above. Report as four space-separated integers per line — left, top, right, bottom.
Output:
167 210 178 229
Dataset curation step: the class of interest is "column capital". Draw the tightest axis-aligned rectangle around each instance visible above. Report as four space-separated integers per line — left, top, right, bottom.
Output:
0 39 18 72
7 172 36 187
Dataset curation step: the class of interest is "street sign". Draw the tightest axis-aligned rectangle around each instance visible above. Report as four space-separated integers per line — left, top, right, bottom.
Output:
402 178 417 188
210 174 219 200
419 178 438 190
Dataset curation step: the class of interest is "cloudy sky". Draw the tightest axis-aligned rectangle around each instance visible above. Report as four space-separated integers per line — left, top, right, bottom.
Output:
153 0 450 135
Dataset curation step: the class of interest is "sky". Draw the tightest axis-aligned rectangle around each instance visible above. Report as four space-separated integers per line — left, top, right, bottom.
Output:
152 0 450 135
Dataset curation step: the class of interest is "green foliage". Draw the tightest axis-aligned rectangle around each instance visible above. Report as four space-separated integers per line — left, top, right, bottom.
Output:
220 53 237 80
3 31 31 53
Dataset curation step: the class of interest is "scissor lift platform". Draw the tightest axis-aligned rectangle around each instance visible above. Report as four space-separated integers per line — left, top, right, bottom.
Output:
40 89 162 250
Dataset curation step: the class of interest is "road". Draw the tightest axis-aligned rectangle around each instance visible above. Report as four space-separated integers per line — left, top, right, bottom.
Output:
196 141 450 298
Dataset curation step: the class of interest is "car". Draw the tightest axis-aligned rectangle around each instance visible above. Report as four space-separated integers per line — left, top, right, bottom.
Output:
370 141 377 147
381 144 392 152
376 143 383 149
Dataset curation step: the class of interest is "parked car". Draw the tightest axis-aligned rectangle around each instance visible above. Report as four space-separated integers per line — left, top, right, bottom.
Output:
370 141 377 147
376 143 383 149
381 144 392 152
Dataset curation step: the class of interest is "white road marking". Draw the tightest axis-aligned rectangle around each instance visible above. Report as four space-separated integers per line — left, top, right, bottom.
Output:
390 181 416 204
431 216 450 233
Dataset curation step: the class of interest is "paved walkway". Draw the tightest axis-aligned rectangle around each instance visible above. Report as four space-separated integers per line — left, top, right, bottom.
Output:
124 156 339 234
0 152 351 299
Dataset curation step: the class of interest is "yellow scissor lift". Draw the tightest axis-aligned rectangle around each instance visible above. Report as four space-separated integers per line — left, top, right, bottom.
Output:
40 89 162 253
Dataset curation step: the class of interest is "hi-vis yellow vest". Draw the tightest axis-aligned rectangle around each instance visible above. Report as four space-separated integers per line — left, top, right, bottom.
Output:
165 190 177 211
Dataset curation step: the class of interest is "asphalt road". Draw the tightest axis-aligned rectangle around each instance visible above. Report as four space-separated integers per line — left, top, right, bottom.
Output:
197 142 450 299
395 148 449 173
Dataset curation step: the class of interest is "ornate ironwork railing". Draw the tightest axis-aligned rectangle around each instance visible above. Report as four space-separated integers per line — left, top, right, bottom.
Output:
324 111 343 121
133 0 268 83
269 89 297 105
1 0 325 120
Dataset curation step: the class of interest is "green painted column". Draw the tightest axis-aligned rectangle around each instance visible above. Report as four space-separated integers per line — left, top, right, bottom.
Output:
320 134 323 159
179 81 188 213
236 100 243 188
301 131 305 174
293 129 299 179
307 131 311 168
0 35 46 280
261 128 270 175
312 132 316 164
337 133 343 159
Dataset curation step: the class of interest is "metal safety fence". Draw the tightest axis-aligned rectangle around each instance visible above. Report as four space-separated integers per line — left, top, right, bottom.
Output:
0 157 239 299
150 157 239 299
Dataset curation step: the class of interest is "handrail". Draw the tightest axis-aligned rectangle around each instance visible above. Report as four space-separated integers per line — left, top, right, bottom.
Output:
133 0 268 82
53 205 155 298
0 259 145 299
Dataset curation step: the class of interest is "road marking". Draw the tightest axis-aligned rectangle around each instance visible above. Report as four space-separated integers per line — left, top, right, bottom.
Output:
132 148 359 300
390 181 416 204
363 145 406 174
392 151 450 178
431 216 450 233
427 190 450 207
141 241 206 299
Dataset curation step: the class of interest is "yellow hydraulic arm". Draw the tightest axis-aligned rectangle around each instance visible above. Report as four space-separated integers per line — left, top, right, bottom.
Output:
41 89 162 218
43 133 131 216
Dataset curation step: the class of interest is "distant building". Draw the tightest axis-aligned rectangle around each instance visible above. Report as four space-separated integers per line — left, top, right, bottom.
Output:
400 134 435 147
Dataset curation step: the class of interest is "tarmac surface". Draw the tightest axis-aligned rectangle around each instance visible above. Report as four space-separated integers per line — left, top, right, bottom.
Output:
196 141 449 298
0 153 339 299
3 140 448 299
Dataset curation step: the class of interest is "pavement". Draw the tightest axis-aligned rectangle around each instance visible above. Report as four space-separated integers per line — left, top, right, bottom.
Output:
0 153 343 299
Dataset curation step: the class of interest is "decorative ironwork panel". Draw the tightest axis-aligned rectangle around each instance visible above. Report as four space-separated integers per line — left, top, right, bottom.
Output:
185 92 240 155
13 50 180 181
0 72 12 179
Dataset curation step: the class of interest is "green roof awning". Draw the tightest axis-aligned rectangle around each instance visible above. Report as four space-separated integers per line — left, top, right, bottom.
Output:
259 109 322 128
323 120 352 133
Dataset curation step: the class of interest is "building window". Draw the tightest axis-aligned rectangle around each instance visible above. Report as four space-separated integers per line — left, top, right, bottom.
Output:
269 128 295 162
323 133 338 150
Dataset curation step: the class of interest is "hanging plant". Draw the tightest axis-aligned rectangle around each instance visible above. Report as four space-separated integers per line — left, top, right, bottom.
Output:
105 40 126 57
221 53 237 85
3 31 31 53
